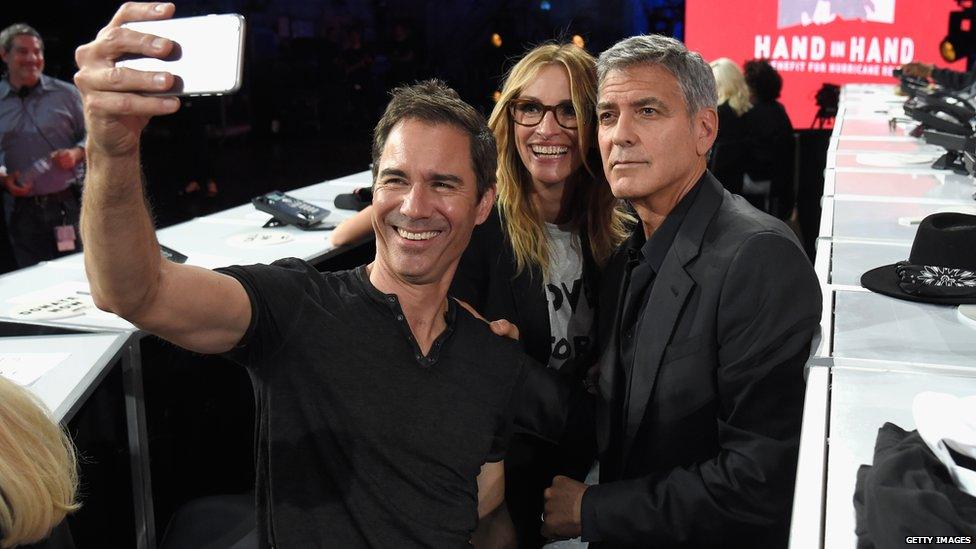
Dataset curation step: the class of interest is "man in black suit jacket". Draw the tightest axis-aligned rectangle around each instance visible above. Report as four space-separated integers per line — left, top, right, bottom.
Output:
540 35 822 548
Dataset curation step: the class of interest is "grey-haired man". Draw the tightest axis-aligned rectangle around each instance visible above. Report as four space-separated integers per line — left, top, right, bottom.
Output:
542 35 822 548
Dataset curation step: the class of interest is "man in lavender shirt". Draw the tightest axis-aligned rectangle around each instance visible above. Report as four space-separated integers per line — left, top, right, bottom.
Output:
0 23 85 267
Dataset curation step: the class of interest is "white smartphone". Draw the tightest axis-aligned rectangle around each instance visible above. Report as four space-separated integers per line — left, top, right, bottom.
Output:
118 14 245 96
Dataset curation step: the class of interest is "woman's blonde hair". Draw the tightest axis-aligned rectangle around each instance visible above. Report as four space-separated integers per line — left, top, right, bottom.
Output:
0 377 79 548
710 57 752 116
489 43 632 276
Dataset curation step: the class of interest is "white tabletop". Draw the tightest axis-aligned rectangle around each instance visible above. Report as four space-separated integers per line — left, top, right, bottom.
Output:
155 172 370 267
4 332 130 422
0 260 135 331
824 169 976 203
837 116 917 138
832 289 976 370
840 83 901 98
839 102 905 119
828 196 956 243
830 136 945 154
826 150 946 172
0 171 374 333
827 239 910 288
825 362 976 549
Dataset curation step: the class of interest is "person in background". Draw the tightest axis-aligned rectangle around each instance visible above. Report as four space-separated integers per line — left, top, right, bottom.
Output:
0 376 79 548
0 23 85 268
708 57 751 195
332 42 632 547
900 61 976 93
742 59 795 220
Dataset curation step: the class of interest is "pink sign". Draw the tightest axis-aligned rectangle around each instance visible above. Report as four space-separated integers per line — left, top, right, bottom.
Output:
686 0 968 127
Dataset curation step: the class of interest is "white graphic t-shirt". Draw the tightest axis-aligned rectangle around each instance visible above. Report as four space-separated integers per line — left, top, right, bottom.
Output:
544 223 594 372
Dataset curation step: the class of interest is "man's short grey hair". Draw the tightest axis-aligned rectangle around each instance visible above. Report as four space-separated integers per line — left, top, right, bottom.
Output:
0 23 43 54
597 35 717 114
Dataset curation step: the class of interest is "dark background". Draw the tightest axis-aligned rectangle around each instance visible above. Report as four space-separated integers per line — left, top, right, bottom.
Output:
1 0 685 234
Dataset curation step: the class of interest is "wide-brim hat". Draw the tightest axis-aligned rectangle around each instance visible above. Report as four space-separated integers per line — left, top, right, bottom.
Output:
861 212 976 305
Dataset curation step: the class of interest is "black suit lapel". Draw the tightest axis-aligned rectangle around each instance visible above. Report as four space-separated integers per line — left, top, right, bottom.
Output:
622 259 693 458
620 172 727 461
595 249 629 456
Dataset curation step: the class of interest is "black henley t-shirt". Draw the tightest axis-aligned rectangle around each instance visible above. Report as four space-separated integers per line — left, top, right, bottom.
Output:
217 259 527 548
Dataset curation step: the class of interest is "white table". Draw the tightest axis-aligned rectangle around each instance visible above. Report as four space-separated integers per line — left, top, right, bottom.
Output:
791 83 976 549
825 362 976 549
4 331 128 422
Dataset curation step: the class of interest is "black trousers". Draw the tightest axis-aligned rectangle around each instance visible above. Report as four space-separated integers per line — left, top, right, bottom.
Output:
9 188 81 268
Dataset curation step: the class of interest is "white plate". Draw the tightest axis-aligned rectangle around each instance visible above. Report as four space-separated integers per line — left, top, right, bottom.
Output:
855 152 941 167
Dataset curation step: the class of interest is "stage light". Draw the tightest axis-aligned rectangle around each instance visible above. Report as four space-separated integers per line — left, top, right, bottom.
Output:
941 38 959 62
491 33 503 48
940 3 976 64
572 35 585 48
540 1 551 11
492 90 502 102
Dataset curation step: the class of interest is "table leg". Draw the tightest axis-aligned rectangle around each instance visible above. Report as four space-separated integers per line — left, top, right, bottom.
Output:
123 341 156 549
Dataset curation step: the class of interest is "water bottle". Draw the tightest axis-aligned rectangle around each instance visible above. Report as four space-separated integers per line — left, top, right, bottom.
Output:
18 157 52 188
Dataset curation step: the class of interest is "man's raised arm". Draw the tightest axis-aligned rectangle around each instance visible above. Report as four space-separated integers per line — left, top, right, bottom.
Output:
75 2 249 354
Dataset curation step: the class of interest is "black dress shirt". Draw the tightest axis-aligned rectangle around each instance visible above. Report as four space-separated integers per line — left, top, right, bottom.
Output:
609 180 703 476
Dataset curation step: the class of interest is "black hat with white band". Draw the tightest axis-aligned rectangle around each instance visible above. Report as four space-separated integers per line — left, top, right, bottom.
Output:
861 212 976 305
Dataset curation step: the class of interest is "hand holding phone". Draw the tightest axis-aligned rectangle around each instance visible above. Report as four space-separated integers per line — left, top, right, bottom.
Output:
117 14 245 96
74 3 184 158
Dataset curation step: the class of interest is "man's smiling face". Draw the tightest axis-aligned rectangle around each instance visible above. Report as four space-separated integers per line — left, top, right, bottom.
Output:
371 118 493 285
1 34 44 89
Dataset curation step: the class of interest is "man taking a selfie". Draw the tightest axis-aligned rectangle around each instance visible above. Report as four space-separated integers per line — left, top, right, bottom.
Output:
74 3 576 546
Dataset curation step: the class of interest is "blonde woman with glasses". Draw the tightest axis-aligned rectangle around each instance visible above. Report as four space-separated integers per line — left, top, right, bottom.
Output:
333 43 631 547
0 377 79 548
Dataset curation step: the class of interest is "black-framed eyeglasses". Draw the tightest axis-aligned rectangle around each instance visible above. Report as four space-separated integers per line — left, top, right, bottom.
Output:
508 99 579 129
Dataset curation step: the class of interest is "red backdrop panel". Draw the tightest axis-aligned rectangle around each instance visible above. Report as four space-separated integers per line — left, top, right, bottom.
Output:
686 0 967 127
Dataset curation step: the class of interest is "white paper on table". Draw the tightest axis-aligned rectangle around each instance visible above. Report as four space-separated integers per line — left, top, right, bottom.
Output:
2 282 94 322
5 281 91 304
0 352 70 385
